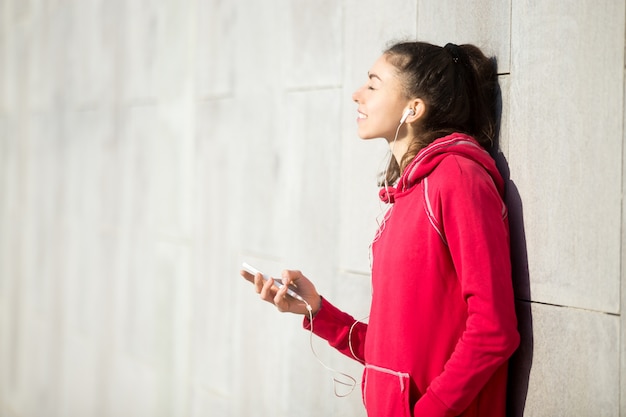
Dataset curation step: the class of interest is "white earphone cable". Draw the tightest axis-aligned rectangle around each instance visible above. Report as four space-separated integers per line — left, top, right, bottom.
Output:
303 300 357 397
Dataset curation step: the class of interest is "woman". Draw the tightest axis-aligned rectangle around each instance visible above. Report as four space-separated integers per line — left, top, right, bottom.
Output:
241 41 520 417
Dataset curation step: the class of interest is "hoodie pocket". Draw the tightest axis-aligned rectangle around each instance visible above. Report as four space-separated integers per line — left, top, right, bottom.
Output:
362 364 412 417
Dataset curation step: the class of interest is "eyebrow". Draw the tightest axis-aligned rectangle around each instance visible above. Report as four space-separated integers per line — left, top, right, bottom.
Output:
368 73 382 81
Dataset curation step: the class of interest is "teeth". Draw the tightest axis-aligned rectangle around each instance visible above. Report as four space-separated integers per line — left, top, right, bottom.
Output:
358 112 367 119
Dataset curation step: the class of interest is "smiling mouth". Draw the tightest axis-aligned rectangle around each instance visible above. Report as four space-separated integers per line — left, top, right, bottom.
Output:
358 112 367 119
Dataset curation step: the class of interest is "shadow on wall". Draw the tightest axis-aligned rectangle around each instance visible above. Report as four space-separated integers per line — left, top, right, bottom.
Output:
490 63 534 417
496 152 533 417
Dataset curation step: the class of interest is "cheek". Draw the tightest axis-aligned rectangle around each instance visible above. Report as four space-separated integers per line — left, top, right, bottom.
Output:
381 105 402 128
374 102 397 123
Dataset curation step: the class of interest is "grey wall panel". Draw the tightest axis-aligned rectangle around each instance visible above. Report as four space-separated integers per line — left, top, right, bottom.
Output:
283 0 343 89
70 0 117 108
229 0 291 97
275 88 343 279
0 116 7 285
523 303 619 416
193 97 242 415
0 9 7 114
122 0 158 101
621 67 626 417
196 0 236 99
122 0 196 102
509 0 624 313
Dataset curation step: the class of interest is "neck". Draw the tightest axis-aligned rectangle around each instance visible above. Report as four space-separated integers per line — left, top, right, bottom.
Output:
390 139 408 165
389 125 411 164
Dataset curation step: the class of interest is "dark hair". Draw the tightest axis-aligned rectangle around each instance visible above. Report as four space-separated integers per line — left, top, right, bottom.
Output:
381 41 498 185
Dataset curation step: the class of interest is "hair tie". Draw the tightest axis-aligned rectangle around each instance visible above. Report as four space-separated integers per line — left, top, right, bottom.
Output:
444 43 461 63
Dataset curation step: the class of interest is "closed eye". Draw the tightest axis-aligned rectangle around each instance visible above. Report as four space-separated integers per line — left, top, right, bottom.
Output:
367 73 381 91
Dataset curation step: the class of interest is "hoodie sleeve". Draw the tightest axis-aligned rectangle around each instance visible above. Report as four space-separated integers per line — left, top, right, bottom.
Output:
302 297 367 363
414 155 520 415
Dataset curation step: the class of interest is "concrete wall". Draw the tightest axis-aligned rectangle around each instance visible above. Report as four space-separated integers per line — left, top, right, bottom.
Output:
0 0 623 416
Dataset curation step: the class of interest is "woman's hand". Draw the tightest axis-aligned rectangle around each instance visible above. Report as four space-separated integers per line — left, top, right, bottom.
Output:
240 268 322 316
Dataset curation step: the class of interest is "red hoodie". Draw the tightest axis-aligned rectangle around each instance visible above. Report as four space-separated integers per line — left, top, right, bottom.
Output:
305 134 520 417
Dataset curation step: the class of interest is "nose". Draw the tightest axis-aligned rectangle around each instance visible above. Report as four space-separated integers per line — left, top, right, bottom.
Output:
352 85 362 103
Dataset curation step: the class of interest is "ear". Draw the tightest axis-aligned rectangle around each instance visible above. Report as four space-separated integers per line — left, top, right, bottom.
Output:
405 98 427 123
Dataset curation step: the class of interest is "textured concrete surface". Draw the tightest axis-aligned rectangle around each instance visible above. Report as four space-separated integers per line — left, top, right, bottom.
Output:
0 0 624 416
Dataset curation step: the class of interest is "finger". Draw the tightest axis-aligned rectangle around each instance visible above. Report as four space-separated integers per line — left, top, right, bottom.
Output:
259 276 277 302
281 269 300 287
273 283 290 312
240 270 255 284
253 273 266 294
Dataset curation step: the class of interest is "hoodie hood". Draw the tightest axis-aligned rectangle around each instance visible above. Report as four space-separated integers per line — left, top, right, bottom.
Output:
379 133 503 204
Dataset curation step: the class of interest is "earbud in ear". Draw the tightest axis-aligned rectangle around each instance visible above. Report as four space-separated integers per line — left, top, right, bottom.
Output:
400 108 415 124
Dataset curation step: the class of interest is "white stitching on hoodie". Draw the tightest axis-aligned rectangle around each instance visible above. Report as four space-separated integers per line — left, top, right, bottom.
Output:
364 363 410 392
423 177 448 246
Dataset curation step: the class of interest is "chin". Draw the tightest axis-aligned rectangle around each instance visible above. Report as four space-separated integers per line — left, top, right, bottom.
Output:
358 132 387 141
356 129 376 140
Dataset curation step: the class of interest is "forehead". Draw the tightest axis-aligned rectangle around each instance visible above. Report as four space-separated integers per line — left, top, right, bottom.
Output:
368 54 399 82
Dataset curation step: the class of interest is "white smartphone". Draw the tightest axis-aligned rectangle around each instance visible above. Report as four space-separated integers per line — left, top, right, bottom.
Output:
241 262 305 302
